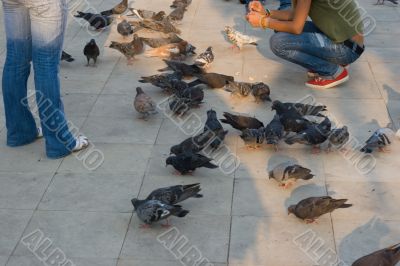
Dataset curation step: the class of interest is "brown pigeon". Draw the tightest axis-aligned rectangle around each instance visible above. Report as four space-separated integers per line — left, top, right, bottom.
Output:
352 243 400 266
134 87 158 119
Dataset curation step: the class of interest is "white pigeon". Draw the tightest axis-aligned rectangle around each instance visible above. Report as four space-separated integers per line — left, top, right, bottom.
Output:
224 26 258 50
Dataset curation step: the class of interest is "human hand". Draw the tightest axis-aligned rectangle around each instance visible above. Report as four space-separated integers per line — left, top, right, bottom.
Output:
248 1 267 16
246 11 265 28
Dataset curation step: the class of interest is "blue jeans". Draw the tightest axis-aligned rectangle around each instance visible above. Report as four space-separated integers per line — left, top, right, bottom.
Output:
2 0 76 158
278 0 292 10
270 22 361 76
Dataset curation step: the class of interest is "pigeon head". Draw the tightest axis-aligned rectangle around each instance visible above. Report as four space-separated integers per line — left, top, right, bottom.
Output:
329 126 349 147
109 41 119 49
271 100 284 113
89 39 96 45
207 109 217 119
224 26 232 33
186 43 197 54
170 145 181 155
288 205 296 215
206 46 213 52
131 198 142 210
166 156 175 166
136 87 144 94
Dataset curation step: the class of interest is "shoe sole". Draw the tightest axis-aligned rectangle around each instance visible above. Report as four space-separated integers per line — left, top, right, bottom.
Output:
307 65 349 79
305 75 349 89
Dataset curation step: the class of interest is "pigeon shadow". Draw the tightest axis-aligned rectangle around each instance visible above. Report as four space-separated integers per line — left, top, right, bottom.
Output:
284 183 330 209
383 84 400 130
337 216 390 265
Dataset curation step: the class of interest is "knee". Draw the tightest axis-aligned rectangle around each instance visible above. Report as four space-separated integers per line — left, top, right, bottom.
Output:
269 33 290 57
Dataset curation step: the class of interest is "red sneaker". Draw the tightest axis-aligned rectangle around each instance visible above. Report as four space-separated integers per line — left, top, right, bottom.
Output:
306 68 349 89
307 65 349 79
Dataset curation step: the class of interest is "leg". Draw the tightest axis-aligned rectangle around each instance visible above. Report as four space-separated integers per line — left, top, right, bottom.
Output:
30 0 77 158
269 23 360 77
2 1 38 147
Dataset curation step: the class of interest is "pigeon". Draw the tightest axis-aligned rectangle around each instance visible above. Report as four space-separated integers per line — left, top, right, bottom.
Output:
74 12 113 30
139 72 183 93
225 81 252 96
170 130 215 155
220 112 264 131
268 162 314 188
188 73 234 89
177 85 205 107
264 114 284 150
61 51 74 62
142 33 184 48
375 0 398 5
145 183 203 205
134 87 158 118
251 82 271 102
210 129 228 150
83 39 100 66
288 196 352 223
204 109 223 132
224 26 258 49
109 34 144 65
167 4 187 21
131 199 189 227
240 127 265 148
284 117 332 153
100 0 128 16
170 78 190 95
158 59 204 77
360 128 395 153
352 242 400 266
272 100 313 133
171 0 192 8
145 41 196 60
327 126 349 151
117 19 134 37
166 152 218 175
129 17 181 34
169 96 190 116
194 46 214 69
128 9 166 21
273 100 327 117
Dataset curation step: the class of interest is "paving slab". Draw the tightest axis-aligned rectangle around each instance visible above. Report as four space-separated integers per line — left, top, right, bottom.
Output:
38 172 142 212
13 211 131 259
0 172 53 209
0 210 33 257
229 215 335 266
6 255 117 266
0 256 6 266
120 214 230 263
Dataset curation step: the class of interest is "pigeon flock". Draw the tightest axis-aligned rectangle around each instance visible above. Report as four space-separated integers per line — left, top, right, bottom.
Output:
61 0 400 265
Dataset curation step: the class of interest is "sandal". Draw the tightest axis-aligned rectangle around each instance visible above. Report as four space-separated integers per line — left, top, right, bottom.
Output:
72 135 89 152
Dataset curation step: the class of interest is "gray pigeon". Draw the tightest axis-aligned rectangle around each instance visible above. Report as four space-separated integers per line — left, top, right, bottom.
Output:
158 59 204 77
145 183 203 205
284 117 332 153
195 46 214 69
83 39 100 66
288 196 352 223
128 8 166 21
273 100 327 117
360 127 394 153
210 129 228 150
268 162 314 188
171 0 192 8
204 109 223 132
225 81 252 97
327 126 349 151
139 72 183 93
134 87 158 118
352 242 400 266
265 114 284 150
117 19 134 37
131 199 189 228
188 73 234 89
272 100 313 133
166 152 218 175
170 130 215 155
220 112 264 131
167 4 187 21
240 127 265 148
61 51 74 62
251 82 271 102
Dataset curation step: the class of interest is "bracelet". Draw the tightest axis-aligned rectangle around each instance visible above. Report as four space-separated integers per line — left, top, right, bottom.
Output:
265 8 271 16
261 16 269 29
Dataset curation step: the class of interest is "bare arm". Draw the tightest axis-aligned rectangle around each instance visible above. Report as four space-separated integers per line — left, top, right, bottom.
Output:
247 0 310 34
269 9 294 21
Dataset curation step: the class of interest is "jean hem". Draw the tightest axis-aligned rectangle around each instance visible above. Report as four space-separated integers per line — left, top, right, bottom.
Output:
7 137 38 147
46 150 72 159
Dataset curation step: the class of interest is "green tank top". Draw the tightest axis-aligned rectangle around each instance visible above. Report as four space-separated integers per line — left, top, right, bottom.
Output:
299 0 364 43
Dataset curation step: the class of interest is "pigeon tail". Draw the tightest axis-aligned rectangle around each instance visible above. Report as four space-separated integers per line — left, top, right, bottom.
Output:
249 42 258 46
339 203 353 208
360 145 373 153
188 79 204 87
268 170 274 179
175 209 189 217
100 9 113 16
203 161 218 169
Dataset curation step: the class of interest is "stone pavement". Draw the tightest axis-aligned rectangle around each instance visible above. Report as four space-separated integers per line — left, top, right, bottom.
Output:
0 0 399 265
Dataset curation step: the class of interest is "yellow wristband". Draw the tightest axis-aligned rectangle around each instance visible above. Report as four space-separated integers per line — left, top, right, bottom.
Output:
261 16 269 29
